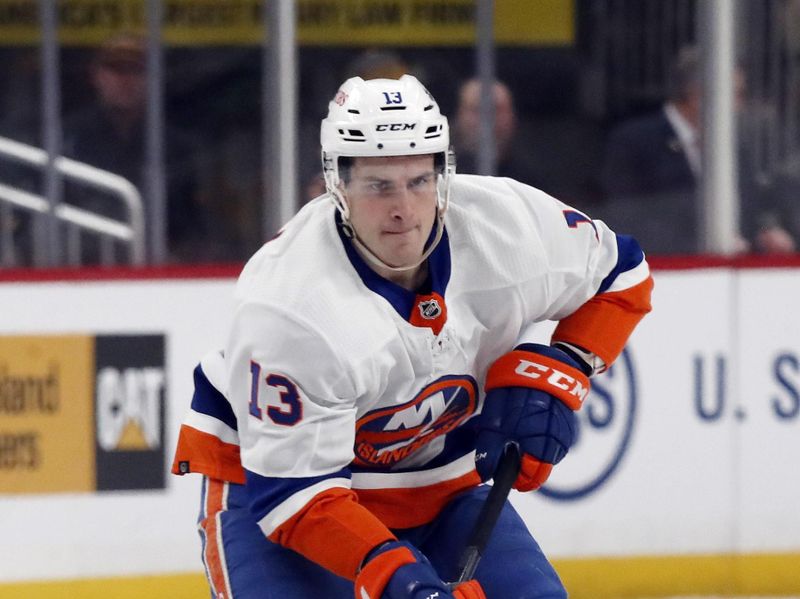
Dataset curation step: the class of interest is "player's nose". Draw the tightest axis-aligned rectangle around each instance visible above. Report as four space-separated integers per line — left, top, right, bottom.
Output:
388 186 414 218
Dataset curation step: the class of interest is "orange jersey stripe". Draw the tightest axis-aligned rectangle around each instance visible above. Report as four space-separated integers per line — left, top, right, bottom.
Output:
355 469 482 529
201 479 231 599
171 425 246 484
552 275 654 367
268 486 396 580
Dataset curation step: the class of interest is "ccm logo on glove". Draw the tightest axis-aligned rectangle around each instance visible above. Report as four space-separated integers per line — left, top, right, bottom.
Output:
486 351 589 410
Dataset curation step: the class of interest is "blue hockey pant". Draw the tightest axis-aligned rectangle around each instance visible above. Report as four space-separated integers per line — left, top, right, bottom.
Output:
197 476 566 599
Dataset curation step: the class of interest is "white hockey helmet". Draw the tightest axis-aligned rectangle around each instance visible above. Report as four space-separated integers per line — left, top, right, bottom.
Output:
320 75 455 271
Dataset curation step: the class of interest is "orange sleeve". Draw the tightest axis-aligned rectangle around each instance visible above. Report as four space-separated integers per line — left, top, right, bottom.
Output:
267 486 396 580
170 424 246 484
552 275 653 367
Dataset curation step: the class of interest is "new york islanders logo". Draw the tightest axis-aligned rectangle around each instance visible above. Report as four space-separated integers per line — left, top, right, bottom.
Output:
354 375 478 468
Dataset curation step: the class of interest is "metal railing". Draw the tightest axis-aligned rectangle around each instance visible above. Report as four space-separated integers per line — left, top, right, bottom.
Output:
0 135 145 267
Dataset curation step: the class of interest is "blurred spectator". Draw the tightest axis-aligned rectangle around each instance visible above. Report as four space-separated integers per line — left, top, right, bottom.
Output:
62 32 209 264
346 48 410 81
749 0 800 251
600 46 795 254
758 155 800 250
193 129 264 262
452 78 543 188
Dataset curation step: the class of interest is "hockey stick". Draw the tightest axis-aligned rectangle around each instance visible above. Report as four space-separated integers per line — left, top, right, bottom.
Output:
454 442 522 585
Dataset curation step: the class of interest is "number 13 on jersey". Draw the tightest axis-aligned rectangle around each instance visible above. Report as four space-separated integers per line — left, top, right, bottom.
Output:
249 361 303 426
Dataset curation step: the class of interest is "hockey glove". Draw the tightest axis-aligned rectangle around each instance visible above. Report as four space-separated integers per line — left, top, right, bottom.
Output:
354 540 486 599
475 343 590 492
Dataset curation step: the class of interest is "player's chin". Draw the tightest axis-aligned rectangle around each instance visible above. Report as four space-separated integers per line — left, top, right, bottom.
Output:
381 233 420 251
380 245 425 268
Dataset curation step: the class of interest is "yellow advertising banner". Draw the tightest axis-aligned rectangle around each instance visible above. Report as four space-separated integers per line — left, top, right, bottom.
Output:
0 335 95 494
0 0 574 46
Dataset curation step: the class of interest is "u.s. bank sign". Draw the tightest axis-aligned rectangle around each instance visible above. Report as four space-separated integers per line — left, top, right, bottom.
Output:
539 348 638 501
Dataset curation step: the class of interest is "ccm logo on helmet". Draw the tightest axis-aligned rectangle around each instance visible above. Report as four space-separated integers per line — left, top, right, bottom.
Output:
515 359 589 405
375 123 416 131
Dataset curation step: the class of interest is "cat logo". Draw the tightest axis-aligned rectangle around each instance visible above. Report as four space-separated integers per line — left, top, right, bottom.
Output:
354 375 478 468
375 123 416 131
93 334 166 491
96 366 165 451
418 298 442 320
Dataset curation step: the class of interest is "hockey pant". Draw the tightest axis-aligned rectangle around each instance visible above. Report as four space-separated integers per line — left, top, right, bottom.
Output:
197 476 566 599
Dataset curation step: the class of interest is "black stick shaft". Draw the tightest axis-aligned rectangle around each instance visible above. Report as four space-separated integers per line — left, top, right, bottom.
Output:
456 443 522 584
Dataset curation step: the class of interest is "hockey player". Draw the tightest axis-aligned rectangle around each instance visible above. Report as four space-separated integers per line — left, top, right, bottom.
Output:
172 75 653 598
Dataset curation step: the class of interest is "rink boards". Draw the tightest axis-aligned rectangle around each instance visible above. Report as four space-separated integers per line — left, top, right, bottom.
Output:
0 263 798 597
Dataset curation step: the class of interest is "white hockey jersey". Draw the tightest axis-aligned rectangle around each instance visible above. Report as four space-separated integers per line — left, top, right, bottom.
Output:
172 174 652 579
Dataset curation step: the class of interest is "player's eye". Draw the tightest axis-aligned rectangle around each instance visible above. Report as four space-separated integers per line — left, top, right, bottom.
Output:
369 181 392 193
409 175 432 188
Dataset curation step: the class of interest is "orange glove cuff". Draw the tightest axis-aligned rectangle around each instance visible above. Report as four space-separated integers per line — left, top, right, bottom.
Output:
485 350 590 410
515 454 554 492
355 545 416 599
454 579 488 599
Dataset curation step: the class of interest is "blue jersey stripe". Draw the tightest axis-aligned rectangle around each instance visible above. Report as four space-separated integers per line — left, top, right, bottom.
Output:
597 234 645 295
246 467 352 522
191 364 238 431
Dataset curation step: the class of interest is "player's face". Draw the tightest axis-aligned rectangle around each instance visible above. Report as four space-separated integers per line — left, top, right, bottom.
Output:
344 154 438 272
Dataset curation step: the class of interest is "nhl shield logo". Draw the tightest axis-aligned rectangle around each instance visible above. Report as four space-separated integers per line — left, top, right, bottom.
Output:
418 299 442 320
